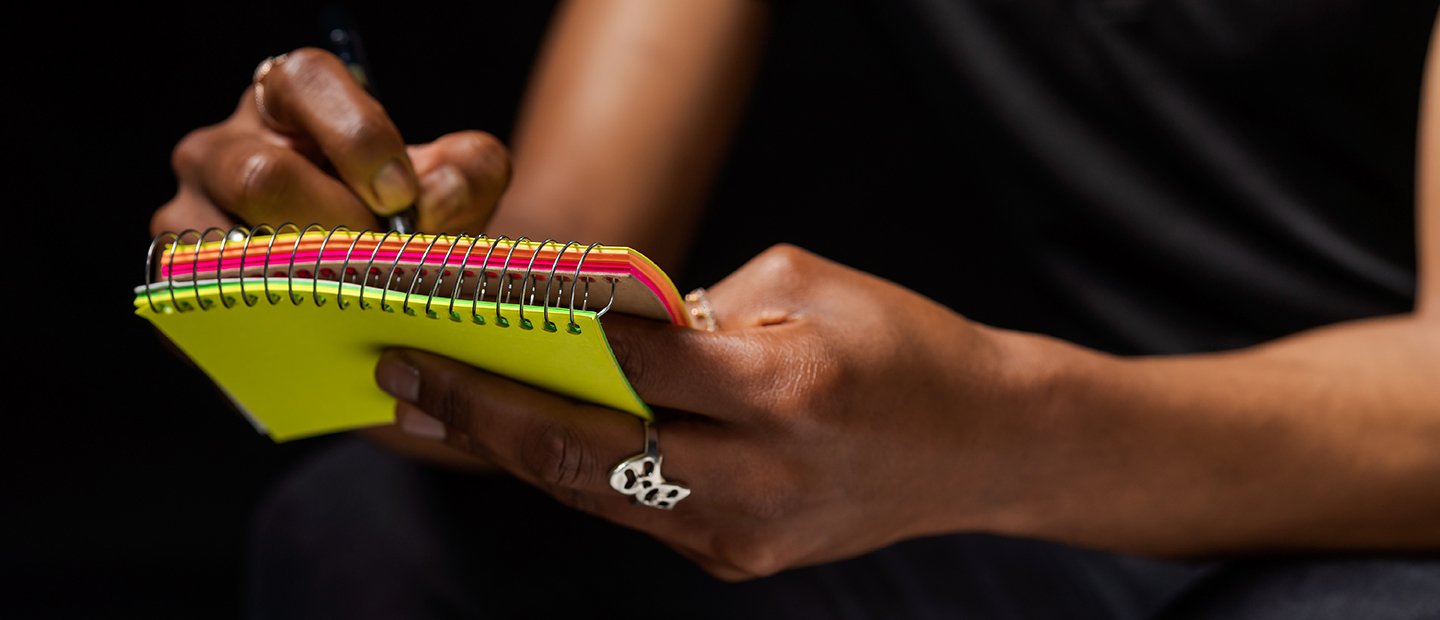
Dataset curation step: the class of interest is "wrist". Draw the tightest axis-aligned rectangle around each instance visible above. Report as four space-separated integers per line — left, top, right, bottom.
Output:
956 327 1121 542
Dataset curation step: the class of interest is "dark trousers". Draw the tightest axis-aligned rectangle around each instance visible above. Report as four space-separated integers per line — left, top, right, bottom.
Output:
246 439 1440 619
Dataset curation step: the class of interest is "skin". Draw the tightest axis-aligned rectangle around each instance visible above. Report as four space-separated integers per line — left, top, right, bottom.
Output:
154 47 513 236
373 11 1440 579
156 0 1440 584
151 0 768 470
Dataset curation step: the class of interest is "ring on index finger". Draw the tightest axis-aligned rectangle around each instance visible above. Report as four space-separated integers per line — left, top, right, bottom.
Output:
252 53 289 130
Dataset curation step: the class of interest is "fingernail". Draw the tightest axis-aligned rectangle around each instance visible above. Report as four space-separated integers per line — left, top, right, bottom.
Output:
399 409 447 440
376 352 420 403
372 159 417 213
418 165 466 213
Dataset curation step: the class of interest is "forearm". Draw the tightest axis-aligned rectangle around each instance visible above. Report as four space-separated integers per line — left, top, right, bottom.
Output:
969 13 1440 557
989 314 1440 556
491 0 768 271
365 0 767 469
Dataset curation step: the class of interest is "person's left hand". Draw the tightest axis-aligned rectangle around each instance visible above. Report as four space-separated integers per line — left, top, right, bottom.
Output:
374 244 1053 580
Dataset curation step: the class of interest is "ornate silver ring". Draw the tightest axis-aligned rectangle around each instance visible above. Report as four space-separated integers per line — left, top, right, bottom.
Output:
609 422 692 510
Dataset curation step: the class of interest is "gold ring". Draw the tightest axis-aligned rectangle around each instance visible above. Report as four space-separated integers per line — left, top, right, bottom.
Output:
252 53 289 129
684 287 718 332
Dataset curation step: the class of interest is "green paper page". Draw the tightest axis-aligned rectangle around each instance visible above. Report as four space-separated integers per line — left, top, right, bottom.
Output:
135 278 649 441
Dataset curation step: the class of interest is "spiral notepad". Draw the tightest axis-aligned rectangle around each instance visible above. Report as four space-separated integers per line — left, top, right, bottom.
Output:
135 225 689 441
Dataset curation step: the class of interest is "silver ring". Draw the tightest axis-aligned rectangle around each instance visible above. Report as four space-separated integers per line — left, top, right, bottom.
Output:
253 53 289 130
608 422 692 510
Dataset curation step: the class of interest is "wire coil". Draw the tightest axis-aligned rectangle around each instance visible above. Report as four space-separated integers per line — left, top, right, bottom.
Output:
143 225 620 333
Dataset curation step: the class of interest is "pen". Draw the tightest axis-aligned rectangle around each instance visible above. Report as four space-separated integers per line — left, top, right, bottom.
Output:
322 9 417 234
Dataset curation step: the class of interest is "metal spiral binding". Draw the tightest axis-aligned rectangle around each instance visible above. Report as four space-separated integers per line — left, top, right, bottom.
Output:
336 227 376 310
356 230 401 310
427 232 474 320
191 227 227 311
468 234 506 325
238 223 274 306
568 242 619 332
163 229 192 312
284 223 327 305
492 236 529 327
379 232 424 313
569 243 602 333
262 223 302 305
397 231 446 315
448 233 488 322
144 231 176 313
311 226 353 307
403 233 448 316
214 226 250 309
543 241 580 332
144 227 619 328
515 238 556 330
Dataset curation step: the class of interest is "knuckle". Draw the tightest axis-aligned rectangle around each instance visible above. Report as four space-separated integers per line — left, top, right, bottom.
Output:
753 244 812 277
272 48 367 123
712 534 784 579
701 562 753 583
735 244 821 299
269 48 383 136
171 127 218 175
277 47 340 84
521 421 589 489
452 131 510 166
447 131 512 200
234 147 289 208
150 203 182 237
336 112 393 148
431 381 466 428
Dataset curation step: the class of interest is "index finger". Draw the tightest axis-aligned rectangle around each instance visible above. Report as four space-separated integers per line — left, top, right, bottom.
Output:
259 48 417 215
602 315 782 421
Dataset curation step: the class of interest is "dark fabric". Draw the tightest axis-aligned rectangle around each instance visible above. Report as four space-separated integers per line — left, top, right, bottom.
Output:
249 441 1440 619
883 0 1436 355
247 440 1208 619
690 0 1436 357
1159 556 1440 620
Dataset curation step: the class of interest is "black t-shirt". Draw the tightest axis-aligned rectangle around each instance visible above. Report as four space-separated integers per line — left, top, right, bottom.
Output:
687 0 1437 355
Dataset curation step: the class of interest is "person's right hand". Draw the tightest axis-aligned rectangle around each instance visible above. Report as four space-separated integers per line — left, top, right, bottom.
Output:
151 47 511 237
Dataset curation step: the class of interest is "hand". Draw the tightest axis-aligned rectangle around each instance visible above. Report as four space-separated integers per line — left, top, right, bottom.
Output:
150 47 511 236
374 244 1053 580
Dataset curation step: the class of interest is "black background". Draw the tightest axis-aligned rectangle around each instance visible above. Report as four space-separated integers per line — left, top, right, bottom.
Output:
12 3 565 616
7 0 1438 616
7 2 990 615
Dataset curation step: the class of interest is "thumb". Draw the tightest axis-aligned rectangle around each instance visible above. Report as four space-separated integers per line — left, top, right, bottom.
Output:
601 314 780 422
406 131 512 234
602 244 840 419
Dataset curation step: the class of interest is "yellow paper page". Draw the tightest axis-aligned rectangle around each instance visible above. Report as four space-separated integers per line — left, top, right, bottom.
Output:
135 279 650 441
